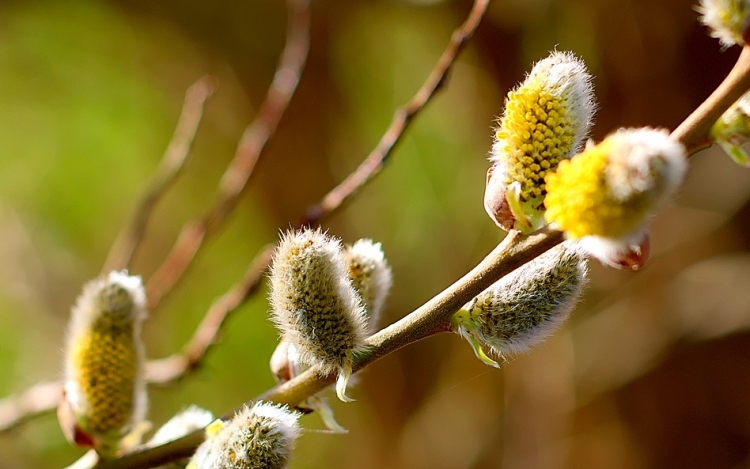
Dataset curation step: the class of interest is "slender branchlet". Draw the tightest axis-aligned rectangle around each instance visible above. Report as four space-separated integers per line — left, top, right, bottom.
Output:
187 402 300 469
697 0 750 48
544 128 687 270
486 50 596 232
60 271 148 457
710 89 750 165
269 229 369 402
345 239 393 330
451 242 587 367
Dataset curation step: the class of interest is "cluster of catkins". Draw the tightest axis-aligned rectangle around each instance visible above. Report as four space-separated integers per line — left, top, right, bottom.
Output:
58 1 750 466
58 271 306 469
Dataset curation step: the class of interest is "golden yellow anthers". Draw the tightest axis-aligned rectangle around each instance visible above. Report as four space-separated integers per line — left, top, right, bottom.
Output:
344 239 393 330
451 243 587 367
59 271 148 457
269 228 368 402
697 0 750 47
544 128 686 270
188 402 300 469
486 50 596 232
711 90 750 166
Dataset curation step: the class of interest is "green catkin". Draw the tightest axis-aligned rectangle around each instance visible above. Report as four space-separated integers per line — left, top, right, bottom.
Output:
452 243 587 367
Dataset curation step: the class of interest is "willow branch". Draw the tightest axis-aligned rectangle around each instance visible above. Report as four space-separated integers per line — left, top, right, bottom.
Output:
0 381 63 432
675 45 750 155
145 246 274 384
102 76 216 274
300 0 491 226
145 0 311 311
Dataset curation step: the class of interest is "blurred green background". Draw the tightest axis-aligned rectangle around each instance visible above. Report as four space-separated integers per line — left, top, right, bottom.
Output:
1 0 750 467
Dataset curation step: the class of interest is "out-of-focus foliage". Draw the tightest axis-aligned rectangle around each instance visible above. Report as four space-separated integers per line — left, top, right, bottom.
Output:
1 0 750 468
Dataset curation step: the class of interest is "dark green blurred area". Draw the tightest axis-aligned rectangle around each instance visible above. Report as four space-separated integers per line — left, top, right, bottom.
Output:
1 0 750 468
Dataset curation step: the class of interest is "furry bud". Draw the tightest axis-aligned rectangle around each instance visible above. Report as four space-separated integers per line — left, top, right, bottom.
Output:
711 90 750 166
60 271 148 457
345 239 393 329
697 0 750 48
451 243 587 367
188 402 300 469
544 128 686 270
487 50 596 232
269 228 368 402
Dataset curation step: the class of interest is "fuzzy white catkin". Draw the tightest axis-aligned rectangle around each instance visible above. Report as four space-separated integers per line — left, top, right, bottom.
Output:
698 0 750 47
188 402 300 469
269 228 368 402
150 406 215 469
453 243 587 365
345 239 393 329
61 270 148 455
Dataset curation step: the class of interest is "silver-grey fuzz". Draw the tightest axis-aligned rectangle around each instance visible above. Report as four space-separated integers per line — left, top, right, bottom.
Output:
269 228 368 401
452 242 587 366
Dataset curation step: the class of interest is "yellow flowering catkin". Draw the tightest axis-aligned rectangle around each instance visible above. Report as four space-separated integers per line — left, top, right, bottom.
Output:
544 128 686 270
487 50 595 231
544 128 686 239
61 271 147 456
697 0 750 48
188 402 300 469
451 243 587 367
269 228 368 402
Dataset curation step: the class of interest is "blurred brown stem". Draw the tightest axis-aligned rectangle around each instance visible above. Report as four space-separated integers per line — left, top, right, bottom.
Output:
144 246 274 385
675 45 750 155
300 0 491 226
145 0 311 311
102 76 216 274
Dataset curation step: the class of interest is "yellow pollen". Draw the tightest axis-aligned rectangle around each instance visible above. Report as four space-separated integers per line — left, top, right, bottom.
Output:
498 79 575 207
71 326 137 436
543 139 653 239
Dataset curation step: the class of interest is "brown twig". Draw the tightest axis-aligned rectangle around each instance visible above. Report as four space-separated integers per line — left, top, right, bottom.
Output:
300 0 491 226
0 381 63 432
676 45 750 155
145 0 311 311
102 76 216 274
144 246 274 385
